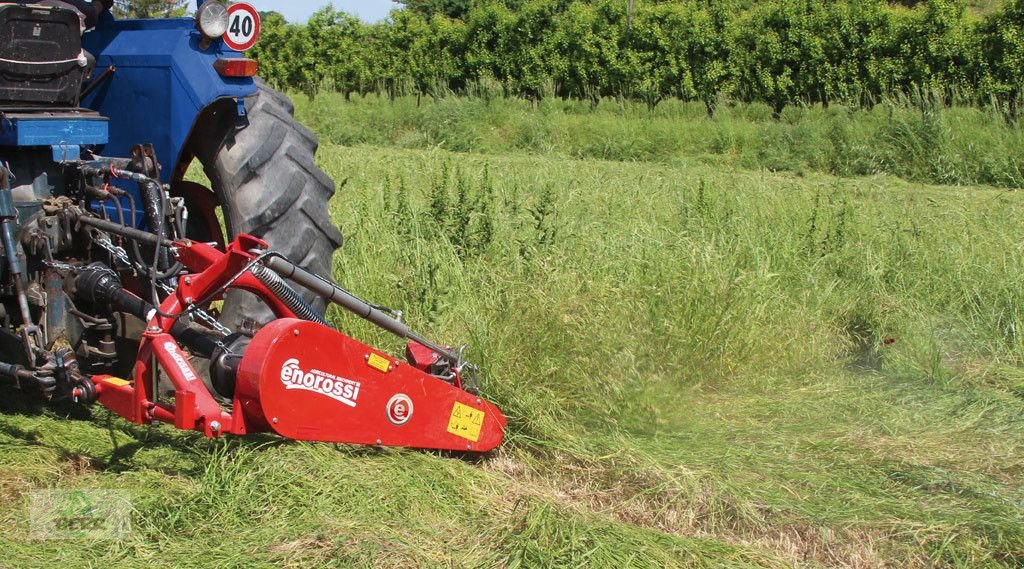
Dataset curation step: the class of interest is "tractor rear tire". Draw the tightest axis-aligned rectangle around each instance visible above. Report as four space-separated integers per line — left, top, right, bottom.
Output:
190 81 343 330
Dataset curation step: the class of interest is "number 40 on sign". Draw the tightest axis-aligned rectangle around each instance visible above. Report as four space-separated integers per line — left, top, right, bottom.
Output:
223 2 261 52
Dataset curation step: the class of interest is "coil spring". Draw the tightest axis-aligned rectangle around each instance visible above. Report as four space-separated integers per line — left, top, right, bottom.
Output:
250 263 327 325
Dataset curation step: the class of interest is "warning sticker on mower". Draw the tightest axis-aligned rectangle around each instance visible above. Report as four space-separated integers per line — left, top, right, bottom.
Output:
447 402 485 442
280 358 361 407
367 353 391 373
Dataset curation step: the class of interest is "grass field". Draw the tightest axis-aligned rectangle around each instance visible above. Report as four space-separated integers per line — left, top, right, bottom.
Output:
295 93 1024 190
3 96 1024 567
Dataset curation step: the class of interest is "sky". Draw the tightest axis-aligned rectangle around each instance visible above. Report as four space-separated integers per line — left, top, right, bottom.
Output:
254 1 401 23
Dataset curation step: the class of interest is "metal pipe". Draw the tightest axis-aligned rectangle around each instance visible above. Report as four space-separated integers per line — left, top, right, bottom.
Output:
79 65 115 100
0 168 38 362
78 215 174 248
1 219 32 327
263 256 459 363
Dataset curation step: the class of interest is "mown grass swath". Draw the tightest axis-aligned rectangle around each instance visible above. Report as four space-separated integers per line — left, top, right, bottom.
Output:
315 143 1024 566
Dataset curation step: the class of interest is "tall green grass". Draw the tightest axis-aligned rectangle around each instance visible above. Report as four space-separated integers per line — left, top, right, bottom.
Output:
314 145 1024 566
296 94 1024 189
2 113 1024 566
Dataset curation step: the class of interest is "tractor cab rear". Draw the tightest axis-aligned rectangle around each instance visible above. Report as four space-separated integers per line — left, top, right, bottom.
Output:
0 4 90 107
0 3 107 212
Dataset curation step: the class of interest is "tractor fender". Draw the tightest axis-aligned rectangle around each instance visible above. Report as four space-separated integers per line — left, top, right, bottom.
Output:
82 16 256 183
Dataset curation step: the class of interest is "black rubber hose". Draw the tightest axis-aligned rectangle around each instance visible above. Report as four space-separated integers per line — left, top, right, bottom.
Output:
123 191 148 267
151 261 184 281
138 180 170 272
249 263 327 325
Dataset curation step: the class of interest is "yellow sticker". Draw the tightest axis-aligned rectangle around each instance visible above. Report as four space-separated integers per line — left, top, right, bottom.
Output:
447 402 485 442
367 353 391 373
102 377 131 387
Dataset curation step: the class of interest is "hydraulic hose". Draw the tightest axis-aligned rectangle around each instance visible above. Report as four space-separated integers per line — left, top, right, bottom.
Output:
138 179 170 272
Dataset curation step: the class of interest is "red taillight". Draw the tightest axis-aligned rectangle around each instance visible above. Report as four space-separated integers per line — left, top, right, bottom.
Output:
214 58 259 77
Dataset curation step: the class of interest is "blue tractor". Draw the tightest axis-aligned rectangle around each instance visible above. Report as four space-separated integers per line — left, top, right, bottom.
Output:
0 1 343 400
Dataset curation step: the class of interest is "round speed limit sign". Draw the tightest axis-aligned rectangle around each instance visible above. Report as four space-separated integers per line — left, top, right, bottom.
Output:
223 2 261 52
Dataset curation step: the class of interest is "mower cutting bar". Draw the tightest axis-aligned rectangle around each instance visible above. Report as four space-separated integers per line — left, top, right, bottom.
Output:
263 255 460 363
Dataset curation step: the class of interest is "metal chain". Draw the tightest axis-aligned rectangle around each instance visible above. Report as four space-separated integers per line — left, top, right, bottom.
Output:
93 235 232 337
94 236 134 269
155 280 232 337
42 260 81 274
194 312 233 338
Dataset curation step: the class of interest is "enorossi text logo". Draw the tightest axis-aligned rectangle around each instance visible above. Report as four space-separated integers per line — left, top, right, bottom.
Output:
280 358 361 407
163 342 197 382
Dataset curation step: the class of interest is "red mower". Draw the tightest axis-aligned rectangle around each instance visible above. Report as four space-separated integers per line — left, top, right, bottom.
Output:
1 165 505 453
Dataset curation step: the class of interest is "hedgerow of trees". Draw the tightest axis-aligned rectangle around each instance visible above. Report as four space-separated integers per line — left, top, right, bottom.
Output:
250 0 1024 116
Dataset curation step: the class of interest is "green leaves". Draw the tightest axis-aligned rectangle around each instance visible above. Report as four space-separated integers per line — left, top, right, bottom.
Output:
113 0 188 19
252 1 1024 114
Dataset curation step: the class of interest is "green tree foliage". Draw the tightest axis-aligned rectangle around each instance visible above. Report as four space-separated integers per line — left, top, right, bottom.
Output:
911 0 984 100
251 0 1024 116
550 1 614 103
493 0 562 100
250 11 319 98
396 0 471 20
980 0 1024 114
113 0 188 18
306 7 369 98
730 1 831 116
687 2 735 115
